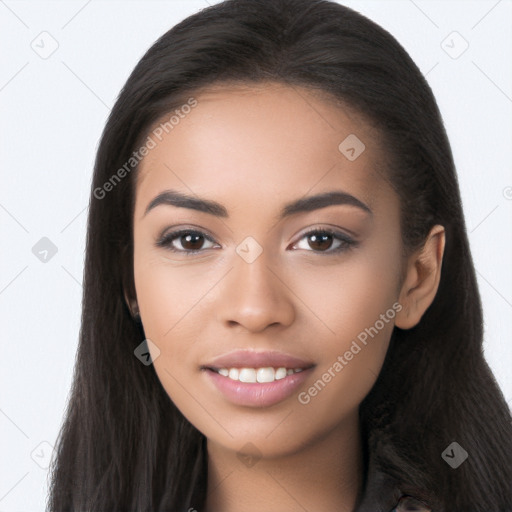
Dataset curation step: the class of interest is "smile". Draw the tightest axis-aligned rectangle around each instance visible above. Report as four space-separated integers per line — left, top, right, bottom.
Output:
202 366 314 407
214 366 304 383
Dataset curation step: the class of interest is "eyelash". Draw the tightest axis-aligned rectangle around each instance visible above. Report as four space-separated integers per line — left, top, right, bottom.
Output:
155 227 358 256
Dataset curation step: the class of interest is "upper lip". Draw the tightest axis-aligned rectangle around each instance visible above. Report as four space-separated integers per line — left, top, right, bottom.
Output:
202 349 315 370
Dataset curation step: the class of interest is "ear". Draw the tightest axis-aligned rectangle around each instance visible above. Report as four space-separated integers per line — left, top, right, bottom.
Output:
121 243 139 320
123 286 139 319
395 224 445 330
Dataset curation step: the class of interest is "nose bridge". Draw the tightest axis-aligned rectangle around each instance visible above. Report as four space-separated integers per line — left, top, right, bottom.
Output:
219 236 295 331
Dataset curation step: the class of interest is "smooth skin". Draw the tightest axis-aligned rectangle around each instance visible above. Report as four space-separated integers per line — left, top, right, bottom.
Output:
128 82 445 512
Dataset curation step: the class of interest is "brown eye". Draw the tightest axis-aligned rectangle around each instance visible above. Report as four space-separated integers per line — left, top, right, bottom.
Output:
156 229 217 255
307 232 334 251
178 232 205 250
292 228 357 254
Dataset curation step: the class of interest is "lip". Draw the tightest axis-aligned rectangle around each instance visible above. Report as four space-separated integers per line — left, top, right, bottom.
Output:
203 366 315 407
200 349 315 408
202 349 315 371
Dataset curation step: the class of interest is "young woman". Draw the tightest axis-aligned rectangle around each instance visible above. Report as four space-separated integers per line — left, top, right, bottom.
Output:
47 0 512 511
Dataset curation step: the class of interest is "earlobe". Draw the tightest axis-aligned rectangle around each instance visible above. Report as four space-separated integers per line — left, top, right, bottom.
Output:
395 225 445 330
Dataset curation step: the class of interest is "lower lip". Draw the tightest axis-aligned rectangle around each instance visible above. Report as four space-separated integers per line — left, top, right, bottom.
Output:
203 367 314 407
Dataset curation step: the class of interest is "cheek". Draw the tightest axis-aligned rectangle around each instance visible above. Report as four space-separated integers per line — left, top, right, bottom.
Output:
134 260 175 339
133 248 226 375
134 250 202 336
292 281 395 428
289 246 401 341
133 256 206 411
285 246 400 399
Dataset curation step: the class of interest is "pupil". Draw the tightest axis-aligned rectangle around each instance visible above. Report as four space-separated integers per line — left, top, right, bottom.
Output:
183 233 203 250
309 233 332 251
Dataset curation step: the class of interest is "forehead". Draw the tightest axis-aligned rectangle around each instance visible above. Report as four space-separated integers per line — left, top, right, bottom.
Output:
135 82 391 218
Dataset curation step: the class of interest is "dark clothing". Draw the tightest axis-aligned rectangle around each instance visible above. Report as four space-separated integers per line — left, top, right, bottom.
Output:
391 495 432 511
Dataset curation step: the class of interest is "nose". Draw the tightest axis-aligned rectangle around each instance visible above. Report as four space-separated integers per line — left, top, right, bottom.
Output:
217 249 295 333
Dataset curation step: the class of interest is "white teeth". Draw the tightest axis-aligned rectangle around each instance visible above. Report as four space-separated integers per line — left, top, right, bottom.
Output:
239 368 257 383
275 367 287 380
257 367 275 383
215 366 304 383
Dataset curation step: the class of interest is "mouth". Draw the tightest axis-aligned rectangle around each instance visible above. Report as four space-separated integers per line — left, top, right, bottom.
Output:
200 350 315 407
203 366 309 383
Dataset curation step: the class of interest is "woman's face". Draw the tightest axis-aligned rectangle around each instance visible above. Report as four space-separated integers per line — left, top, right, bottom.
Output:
132 82 405 458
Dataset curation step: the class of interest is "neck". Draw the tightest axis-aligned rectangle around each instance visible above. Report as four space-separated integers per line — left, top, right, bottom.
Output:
204 412 364 512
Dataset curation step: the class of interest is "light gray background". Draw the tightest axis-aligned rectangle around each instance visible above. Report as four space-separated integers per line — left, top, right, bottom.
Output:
1 0 511 510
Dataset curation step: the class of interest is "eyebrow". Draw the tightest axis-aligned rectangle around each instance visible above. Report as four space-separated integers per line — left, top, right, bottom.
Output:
143 188 372 220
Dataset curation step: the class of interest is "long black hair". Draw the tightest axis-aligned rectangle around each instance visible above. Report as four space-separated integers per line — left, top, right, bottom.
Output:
46 1 512 510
